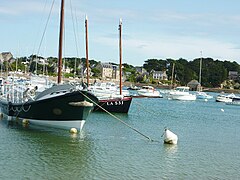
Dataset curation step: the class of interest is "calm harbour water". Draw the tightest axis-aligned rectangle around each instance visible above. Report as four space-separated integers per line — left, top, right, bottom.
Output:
0 91 240 179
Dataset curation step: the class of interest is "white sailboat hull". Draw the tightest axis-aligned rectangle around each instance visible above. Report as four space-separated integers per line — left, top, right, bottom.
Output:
5 115 86 131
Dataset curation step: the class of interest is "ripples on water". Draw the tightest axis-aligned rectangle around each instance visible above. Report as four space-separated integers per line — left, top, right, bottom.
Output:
0 92 240 179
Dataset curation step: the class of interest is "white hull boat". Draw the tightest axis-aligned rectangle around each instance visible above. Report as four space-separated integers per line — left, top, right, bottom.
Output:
169 86 196 101
137 86 162 98
196 91 213 99
226 97 240 106
216 93 236 103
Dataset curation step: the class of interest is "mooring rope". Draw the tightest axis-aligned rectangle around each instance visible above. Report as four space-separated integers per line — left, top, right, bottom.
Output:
78 89 156 142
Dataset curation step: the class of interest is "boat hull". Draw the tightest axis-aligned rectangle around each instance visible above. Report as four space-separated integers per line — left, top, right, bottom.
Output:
196 92 213 99
171 94 196 101
0 90 98 130
137 91 162 98
94 96 132 113
226 97 240 106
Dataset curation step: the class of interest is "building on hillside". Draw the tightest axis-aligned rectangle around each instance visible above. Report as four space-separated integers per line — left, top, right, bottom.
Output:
33 57 48 65
152 70 168 80
96 63 120 80
0 52 14 63
187 80 200 91
135 66 147 74
228 71 238 80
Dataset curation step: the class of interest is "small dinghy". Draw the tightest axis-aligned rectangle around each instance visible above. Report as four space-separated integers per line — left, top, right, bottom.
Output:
163 128 178 145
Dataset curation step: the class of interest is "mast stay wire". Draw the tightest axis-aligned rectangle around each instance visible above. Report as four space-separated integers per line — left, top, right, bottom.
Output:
32 0 49 55
36 0 56 56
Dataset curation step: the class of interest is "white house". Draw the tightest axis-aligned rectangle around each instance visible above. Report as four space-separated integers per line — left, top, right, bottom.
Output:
152 70 168 80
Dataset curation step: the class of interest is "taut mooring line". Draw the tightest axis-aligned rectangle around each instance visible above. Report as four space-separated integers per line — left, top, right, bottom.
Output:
78 89 155 142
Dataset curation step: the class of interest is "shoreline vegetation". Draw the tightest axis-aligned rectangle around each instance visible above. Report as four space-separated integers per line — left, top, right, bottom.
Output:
49 75 240 94
6 73 240 94
1 53 240 92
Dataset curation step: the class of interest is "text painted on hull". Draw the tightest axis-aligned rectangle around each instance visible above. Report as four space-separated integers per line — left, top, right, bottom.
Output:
106 101 124 106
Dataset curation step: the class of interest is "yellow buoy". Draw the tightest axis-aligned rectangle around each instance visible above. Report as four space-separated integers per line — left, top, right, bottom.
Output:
22 119 29 124
70 128 78 134
22 119 29 127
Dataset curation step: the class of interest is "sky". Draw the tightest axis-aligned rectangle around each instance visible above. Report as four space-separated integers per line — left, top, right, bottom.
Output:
1 0 240 66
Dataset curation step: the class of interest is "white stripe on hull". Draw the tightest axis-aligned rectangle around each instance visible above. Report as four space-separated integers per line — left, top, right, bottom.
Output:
5 115 86 131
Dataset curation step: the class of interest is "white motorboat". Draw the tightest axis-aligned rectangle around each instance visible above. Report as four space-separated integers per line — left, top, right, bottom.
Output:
88 82 130 99
196 91 213 99
163 129 178 145
216 93 236 103
137 86 162 98
169 86 196 101
225 97 240 106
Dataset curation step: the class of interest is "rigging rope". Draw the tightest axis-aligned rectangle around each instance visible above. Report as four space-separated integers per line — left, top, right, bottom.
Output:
36 0 56 56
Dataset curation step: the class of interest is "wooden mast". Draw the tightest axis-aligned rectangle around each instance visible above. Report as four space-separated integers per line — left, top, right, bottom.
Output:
85 15 90 86
199 51 203 91
119 18 122 95
170 62 175 89
57 0 65 84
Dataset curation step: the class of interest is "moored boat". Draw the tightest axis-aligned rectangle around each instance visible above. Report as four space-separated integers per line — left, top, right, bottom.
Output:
215 93 236 103
88 18 132 113
127 84 140 90
0 84 98 130
196 91 213 99
94 96 132 113
0 0 99 131
226 97 240 106
169 86 196 101
137 86 162 98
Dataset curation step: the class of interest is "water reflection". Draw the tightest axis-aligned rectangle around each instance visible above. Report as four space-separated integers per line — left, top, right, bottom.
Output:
1 116 96 179
164 144 178 155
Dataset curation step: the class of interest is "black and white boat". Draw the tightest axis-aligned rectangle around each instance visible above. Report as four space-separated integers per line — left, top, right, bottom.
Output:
226 97 240 106
215 93 236 103
0 84 98 130
0 0 98 131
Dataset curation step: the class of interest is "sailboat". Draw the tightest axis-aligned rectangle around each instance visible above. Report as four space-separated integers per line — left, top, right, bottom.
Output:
0 0 98 131
92 18 132 113
168 62 196 101
196 52 213 99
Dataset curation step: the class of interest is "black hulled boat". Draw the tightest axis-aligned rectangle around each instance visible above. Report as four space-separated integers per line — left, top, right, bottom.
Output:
94 96 132 113
0 84 98 130
0 0 98 131
90 18 132 113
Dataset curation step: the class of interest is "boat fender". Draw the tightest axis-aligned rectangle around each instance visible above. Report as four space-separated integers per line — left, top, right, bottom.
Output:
22 119 29 127
69 101 93 107
70 128 78 134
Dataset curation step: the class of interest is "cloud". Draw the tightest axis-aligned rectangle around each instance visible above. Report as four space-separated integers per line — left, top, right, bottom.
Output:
0 1 58 16
121 34 240 63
